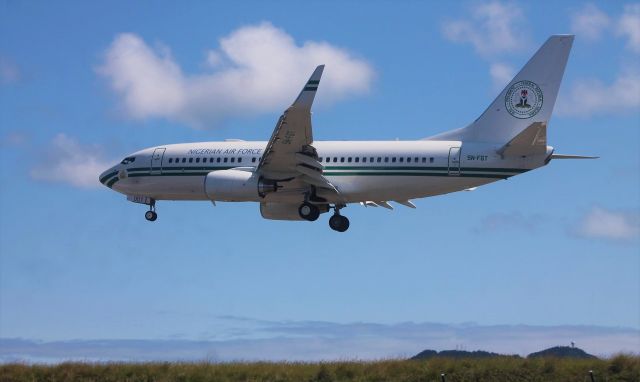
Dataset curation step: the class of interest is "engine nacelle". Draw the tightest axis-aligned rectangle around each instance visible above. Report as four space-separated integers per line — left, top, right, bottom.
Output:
205 170 276 202
260 202 304 220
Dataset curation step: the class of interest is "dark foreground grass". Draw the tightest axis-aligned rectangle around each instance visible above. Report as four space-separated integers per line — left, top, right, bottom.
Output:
1 355 638 382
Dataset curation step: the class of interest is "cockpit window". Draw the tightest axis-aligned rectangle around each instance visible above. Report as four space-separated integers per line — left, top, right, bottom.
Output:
120 156 136 165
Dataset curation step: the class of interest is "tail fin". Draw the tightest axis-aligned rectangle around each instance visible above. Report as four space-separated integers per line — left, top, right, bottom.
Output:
428 35 574 143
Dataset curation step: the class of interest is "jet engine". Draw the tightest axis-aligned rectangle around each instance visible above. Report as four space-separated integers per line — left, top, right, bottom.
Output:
205 170 277 202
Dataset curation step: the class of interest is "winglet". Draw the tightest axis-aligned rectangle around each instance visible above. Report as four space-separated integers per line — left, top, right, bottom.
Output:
292 65 324 109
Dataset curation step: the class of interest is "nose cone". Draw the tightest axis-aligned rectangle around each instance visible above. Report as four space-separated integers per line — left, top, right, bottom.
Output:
99 165 119 188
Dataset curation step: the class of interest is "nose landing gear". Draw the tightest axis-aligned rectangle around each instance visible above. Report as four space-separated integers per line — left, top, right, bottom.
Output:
144 200 157 221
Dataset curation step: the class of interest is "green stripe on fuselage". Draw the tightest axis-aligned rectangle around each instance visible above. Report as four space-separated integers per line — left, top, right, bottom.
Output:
100 171 118 184
122 166 525 180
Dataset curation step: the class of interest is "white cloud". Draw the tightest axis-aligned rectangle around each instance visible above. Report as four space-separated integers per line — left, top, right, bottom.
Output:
576 206 640 241
98 23 374 128
571 4 611 41
557 70 640 116
30 134 113 189
489 62 515 90
2 321 638 363
442 1 526 57
617 4 640 53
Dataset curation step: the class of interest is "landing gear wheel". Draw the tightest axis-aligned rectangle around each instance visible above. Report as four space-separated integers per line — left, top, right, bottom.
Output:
329 214 349 232
298 202 320 221
145 210 157 221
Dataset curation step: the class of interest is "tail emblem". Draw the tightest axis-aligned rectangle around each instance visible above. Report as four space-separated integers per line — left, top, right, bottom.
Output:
505 80 543 119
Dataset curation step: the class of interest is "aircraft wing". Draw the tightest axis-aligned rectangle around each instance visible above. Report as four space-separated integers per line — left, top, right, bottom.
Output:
257 65 338 193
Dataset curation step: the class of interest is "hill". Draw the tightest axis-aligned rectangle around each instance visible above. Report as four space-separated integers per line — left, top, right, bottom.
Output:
410 349 517 360
528 346 597 359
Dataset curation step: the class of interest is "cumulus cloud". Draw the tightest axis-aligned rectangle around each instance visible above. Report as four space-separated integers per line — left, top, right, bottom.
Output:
557 70 640 116
30 134 113 189
98 23 374 128
489 62 515 90
576 206 640 241
617 4 640 53
2 320 638 363
571 4 611 41
442 1 526 57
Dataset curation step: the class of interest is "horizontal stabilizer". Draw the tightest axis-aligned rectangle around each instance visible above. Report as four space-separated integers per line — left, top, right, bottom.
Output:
550 154 599 159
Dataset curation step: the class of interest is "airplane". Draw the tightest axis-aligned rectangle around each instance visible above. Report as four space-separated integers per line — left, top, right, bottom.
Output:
99 34 595 232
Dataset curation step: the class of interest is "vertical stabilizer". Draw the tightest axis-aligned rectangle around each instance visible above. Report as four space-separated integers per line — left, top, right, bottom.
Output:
428 35 574 143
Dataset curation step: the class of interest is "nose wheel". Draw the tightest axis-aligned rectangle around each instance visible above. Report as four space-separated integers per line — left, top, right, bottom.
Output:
144 200 157 221
145 210 157 221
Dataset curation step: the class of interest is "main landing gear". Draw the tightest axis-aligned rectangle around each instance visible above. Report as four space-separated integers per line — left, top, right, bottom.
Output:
329 211 349 232
144 200 157 221
298 202 320 221
297 202 350 232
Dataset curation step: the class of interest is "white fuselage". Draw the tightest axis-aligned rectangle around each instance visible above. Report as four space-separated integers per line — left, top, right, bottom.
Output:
100 140 550 204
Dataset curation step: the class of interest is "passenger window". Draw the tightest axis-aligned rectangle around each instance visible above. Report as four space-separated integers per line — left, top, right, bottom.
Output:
407 157 411 163
384 157 389 163
252 157 256 163
168 158 173 163
362 157 366 163
430 157 434 163
217 157 221 163
415 157 419 163
347 157 352 163
422 157 426 163
333 157 338 162
340 157 345 163
230 158 235 163
238 157 242 163
181 158 185 163
196 158 200 163
224 158 228 163
189 158 193 163
399 157 404 163
318 157 322 162
377 157 382 163
392 157 396 163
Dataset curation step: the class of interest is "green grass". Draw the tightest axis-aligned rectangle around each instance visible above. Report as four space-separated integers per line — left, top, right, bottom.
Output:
1 355 638 382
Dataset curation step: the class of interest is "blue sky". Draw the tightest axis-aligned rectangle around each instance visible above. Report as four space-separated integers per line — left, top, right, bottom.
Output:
0 1 639 361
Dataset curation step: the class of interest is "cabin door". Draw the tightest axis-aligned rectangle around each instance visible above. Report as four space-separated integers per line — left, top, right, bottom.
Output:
448 147 461 176
150 148 166 175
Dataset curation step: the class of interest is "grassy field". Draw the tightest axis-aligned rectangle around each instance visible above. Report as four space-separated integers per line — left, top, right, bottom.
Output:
1 355 638 382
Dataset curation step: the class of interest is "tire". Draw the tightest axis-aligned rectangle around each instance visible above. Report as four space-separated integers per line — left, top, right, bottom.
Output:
329 214 349 232
145 211 157 221
298 202 320 221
